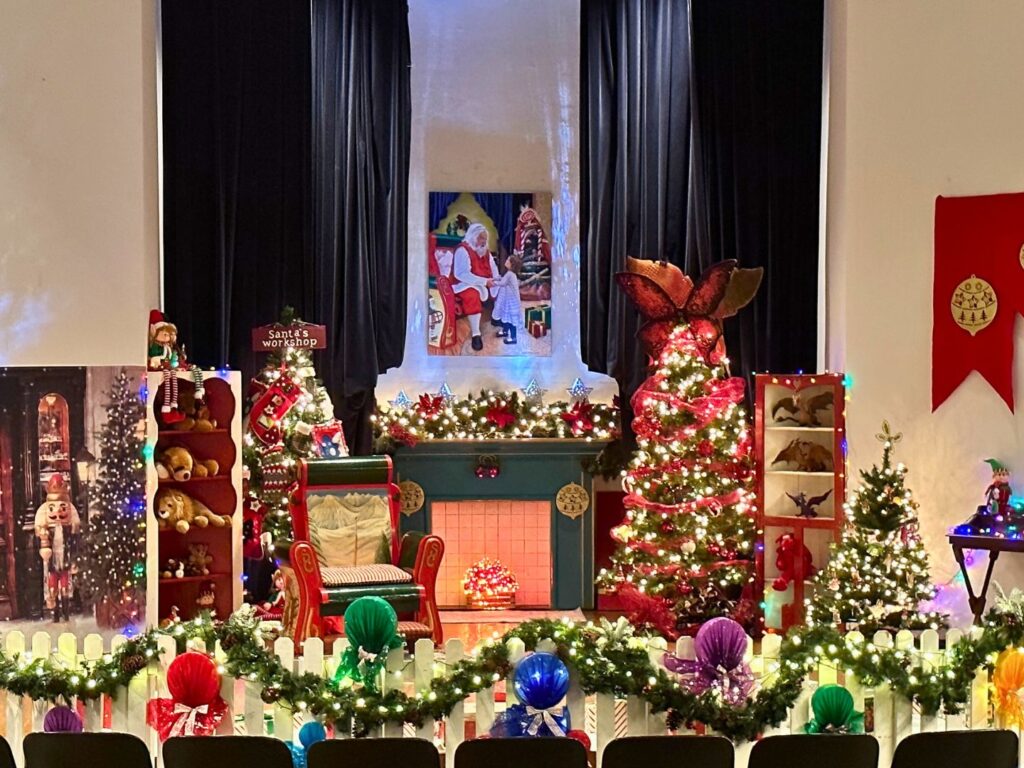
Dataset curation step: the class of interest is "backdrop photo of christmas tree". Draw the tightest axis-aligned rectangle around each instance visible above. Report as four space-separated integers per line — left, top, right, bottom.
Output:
597 259 763 638
806 422 946 632
80 369 147 629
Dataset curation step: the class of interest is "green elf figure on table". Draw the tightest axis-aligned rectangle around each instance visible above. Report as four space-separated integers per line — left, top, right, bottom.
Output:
984 458 1014 520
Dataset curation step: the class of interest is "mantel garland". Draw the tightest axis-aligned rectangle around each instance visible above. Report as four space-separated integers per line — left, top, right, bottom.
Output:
7 595 1024 742
372 390 618 452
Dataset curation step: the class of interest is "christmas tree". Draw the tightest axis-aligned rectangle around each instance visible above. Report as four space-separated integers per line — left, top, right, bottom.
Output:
806 422 945 632
80 369 147 627
244 308 346 542
596 324 758 638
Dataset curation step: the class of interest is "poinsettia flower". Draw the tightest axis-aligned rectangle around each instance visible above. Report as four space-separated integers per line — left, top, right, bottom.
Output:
486 403 516 429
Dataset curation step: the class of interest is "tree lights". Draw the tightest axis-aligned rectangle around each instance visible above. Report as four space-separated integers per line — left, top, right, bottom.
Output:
597 325 758 638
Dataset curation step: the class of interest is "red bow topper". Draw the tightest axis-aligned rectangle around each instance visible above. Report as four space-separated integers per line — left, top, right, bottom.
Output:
615 258 763 359
561 402 594 436
486 403 516 429
416 394 445 418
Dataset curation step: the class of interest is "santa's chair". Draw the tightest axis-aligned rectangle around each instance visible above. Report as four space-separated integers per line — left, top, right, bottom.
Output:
279 457 444 647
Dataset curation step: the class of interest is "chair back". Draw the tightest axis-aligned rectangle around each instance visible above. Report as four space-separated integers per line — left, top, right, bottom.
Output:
164 736 293 768
308 737 439 768
603 735 733 768
24 733 150 768
454 738 588 768
749 734 879 768
892 730 1018 768
0 737 14 768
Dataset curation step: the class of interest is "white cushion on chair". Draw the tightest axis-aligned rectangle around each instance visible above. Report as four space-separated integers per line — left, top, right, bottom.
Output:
320 564 413 587
308 492 392 568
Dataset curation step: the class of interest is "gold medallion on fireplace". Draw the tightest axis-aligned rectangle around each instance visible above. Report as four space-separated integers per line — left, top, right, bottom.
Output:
398 480 425 516
556 482 590 519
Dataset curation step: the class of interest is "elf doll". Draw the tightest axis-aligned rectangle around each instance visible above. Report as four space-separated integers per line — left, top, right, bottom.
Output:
985 458 1013 519
148 309 204 424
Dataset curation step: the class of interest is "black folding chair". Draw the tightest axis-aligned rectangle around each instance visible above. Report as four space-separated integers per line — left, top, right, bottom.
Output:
892 730 1018 768
24 732 150 768
603 735 733 768
164 735 293 768
0 737 15 768
454 738 588 768
308 737 439 768
749 734 879 768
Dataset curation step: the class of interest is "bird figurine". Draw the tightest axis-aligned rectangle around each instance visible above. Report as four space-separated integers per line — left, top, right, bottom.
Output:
786 489 833 518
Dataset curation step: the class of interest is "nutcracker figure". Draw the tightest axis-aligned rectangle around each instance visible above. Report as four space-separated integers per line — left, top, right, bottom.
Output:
34 475 81 621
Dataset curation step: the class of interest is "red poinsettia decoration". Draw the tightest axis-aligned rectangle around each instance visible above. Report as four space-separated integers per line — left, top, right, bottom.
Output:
388 423 418 447
486 402 516 429
416 394 445 418
615 257 762 359
561 402 594 436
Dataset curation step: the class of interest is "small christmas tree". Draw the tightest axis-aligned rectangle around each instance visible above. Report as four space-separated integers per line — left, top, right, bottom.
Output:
806 422 946 632
596 324 758 638
244 308 346 542
80 369 147 627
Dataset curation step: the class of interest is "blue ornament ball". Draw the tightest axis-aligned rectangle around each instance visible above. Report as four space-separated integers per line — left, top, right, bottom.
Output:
513 652 570 710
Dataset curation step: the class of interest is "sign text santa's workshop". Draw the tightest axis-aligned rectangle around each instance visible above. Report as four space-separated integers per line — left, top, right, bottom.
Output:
251 323 327 351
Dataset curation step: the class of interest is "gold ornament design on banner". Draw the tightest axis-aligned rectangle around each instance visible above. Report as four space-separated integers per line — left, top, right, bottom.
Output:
398 480 425 516
950 274 997 336
556 482 590 519
1019 243 1024 269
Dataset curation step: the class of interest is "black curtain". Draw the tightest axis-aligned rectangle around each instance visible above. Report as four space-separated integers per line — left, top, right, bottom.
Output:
310 0 411 453
162 0 411 454
581 0 823 422
161 0 311 380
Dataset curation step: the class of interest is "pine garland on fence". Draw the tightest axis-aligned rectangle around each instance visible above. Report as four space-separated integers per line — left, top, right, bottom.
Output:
5 597 1024 742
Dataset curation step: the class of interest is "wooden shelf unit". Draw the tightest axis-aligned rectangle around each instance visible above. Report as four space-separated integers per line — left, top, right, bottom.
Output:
754 372 846 632
144 370 243 624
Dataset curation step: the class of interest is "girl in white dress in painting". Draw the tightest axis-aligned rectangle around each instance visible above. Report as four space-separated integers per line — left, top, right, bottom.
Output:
491 254 522 345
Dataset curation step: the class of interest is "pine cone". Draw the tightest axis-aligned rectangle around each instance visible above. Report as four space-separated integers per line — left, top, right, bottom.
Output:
121 654 147 677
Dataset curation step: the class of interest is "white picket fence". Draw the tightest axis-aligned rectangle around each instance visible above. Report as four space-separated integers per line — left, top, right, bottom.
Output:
0 627 1013 768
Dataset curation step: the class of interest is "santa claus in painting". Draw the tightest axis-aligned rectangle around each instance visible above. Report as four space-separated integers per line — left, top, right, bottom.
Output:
451 223 500 351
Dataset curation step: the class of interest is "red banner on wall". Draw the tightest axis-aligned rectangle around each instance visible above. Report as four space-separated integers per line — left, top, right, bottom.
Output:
933 192 1024 412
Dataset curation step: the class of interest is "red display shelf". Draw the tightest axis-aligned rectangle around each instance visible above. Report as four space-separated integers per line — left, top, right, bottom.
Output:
159 573 231 585
754 372 846 632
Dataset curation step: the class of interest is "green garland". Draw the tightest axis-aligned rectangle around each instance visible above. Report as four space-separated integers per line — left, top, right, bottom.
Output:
7 599 1024 742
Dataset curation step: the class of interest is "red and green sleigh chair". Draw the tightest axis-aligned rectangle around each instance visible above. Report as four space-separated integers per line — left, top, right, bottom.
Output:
279 457 444 647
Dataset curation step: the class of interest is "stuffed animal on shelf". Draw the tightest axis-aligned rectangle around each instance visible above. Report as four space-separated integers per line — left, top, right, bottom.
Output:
34 475 81 621
771 390 834 427
154 488 231 534
773 532 815 591
161 559 186 580
786 489 833 518
186 543 213 576
156 446 220 482
195 580 217 612
771 439 834 473
170 390 218 433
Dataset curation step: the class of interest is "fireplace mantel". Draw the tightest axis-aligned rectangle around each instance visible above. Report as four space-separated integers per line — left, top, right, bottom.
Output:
392 440 607 610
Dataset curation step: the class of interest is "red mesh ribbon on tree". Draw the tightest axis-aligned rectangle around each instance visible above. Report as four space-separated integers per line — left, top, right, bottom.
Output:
933 192 1024 411
146 652 227 741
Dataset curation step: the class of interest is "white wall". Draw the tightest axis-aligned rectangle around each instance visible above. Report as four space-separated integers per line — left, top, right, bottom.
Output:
0 0 159 367
826 0 1024 623
378 0 615 402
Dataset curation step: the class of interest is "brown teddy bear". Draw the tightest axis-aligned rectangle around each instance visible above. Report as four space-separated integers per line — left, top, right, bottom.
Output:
154 488 232 534
171 389 218 433
156 446 220 482
186 543 213 576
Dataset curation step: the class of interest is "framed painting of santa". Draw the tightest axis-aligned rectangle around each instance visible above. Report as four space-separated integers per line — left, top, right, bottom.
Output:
427 191 552 357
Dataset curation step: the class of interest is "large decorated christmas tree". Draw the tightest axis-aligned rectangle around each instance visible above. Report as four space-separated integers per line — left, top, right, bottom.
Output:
80 369 147 628
243 308 347 542
597 258 762 638
806 422 945 632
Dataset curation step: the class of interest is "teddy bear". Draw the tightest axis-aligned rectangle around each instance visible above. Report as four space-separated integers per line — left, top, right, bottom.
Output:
154 487 232 534
186 543 213 576
156 446 220 482
161 558 185 579
171 389 218 433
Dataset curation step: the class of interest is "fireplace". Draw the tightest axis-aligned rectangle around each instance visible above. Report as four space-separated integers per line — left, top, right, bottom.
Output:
431 500 552 608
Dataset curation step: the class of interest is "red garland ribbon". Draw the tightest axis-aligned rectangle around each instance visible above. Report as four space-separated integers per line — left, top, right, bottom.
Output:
486 403 516 429
621 488 745 515
560 402 594 436
416 394 445 418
